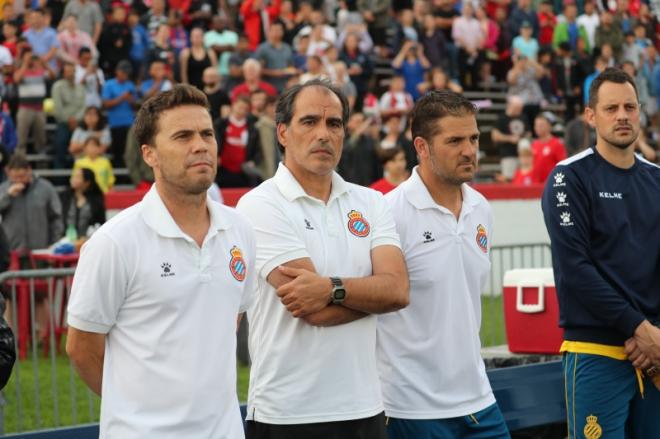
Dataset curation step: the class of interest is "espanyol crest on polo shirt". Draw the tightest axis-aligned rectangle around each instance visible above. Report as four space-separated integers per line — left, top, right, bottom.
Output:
347 210 371 237
476 224 488 253
229 246 246 282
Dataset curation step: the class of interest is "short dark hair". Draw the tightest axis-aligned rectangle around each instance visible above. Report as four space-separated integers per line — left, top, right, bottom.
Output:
7 154 30 170
377 146 404 165
588 67 639 108
78 47 92 57
134 84 210 147
411 90 477 142
275 79 350 152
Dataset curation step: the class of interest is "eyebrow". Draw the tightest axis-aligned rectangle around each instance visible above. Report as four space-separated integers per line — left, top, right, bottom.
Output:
446 132 480 141
298 114 343 124
169 128 214 138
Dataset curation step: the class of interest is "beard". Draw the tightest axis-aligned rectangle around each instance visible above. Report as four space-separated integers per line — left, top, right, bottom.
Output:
428 151 476 186
601 127 639 150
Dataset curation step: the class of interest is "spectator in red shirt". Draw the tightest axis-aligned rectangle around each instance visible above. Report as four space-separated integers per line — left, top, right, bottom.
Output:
215 95 261 188
240 0 282 51
537 0 556 48
230 58 277 102
370 146 409 194
531 112 566 182
511 138 535 185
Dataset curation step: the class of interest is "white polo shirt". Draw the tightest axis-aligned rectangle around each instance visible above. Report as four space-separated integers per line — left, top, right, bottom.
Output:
377 168 496 419
236 163 401 425
67 185 256 439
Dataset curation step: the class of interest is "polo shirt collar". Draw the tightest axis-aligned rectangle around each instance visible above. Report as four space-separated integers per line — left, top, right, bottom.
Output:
273 162 350 203
404 166 480 212
140 184 231 240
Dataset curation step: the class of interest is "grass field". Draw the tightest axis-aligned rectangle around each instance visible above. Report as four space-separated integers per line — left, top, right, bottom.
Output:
2 296 505 434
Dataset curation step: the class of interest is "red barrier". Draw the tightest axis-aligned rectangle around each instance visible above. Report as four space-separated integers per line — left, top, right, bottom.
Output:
105 184 545 210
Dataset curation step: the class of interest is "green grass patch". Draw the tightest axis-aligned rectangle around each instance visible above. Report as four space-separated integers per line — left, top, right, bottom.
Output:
3 295 505 434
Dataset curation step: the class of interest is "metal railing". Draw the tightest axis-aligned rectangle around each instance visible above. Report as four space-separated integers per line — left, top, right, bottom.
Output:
0 268 100 435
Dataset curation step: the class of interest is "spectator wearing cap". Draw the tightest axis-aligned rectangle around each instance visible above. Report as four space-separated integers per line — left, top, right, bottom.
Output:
61 0 103 45
98 5 132 77
576 0 599 49
595 10 623 61
552 1 589 52
513 21 540 60
530 112 566 183
23 8 60 71
101 60 136 168
508 0 540 42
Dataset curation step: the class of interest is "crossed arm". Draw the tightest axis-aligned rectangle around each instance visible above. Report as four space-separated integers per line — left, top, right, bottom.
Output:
266 245 409 327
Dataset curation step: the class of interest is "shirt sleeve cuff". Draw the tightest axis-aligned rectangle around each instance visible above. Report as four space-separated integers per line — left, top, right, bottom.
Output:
67 314 112 334
260 249 311 280
371 237 401 250
616 307 647 338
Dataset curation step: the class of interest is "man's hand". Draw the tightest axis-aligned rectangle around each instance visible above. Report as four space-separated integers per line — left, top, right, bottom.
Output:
625 337 653 370
8 183 25 197
631 320 660 365
68 117 78 131
276 266 332 318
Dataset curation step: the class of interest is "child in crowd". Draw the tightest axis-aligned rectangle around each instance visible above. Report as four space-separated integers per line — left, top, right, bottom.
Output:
511 138 535 186
73 136 115 193
370 146 409 194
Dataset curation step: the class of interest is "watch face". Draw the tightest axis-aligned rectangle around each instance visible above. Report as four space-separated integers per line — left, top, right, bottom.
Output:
334 289 346 300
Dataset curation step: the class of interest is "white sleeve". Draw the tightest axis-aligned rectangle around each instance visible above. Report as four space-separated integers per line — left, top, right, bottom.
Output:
238 223 258 313
236 193 310 280
67 231 129 334
369 191 401 250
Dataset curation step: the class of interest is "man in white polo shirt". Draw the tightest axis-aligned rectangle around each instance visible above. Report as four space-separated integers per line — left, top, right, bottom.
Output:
66 85 256 438
378 90 510 439
236 78 409 439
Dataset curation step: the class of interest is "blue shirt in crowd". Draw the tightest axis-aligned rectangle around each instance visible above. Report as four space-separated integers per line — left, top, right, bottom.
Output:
102 79 137 128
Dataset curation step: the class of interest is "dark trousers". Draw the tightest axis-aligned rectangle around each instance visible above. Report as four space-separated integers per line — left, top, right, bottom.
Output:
110 126 130 168
53 122 72 169
247 412 387 439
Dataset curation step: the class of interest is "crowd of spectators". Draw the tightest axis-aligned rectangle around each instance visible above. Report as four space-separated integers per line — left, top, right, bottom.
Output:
0 0 658 207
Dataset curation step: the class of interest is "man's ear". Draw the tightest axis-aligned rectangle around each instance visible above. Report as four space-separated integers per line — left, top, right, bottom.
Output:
141 144 157 168
276 123 288 152
413 136 429 159
584 107 595 128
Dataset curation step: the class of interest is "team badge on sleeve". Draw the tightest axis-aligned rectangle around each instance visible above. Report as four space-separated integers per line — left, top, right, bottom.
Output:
347 210 371 237
476 224 488 253
229 246 247 282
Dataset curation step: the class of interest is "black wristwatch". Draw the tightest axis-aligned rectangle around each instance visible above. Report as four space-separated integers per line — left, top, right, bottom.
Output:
330 277 346 304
